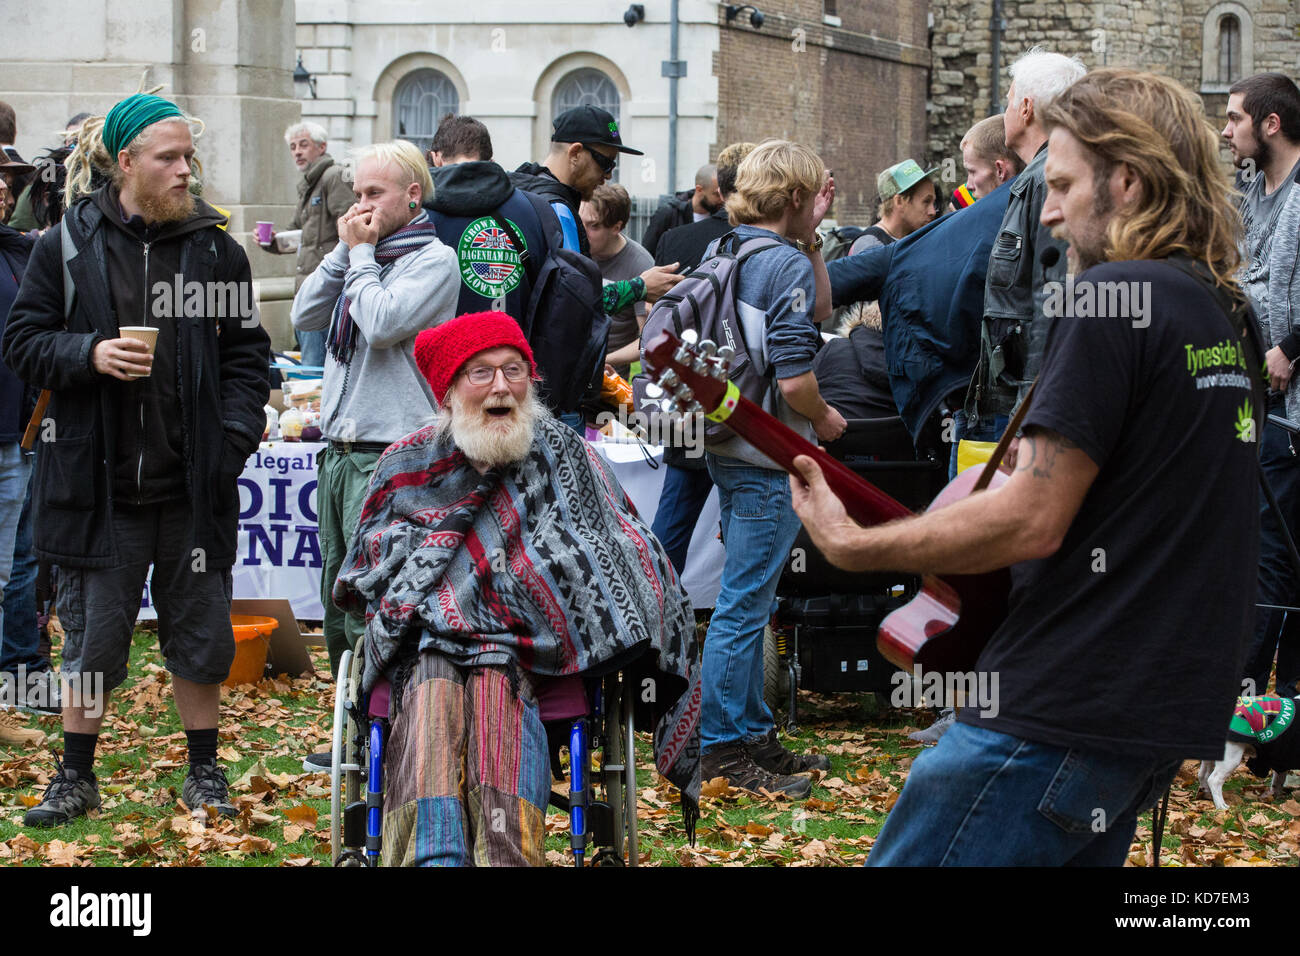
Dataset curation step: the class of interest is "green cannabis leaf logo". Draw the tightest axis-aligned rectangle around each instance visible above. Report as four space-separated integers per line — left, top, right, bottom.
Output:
1235 399 1256 442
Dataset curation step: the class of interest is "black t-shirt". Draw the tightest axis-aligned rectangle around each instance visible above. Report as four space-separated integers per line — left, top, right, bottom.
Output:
959 260 1259 759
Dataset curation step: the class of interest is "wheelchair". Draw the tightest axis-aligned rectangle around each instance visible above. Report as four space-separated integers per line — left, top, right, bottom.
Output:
329 638 641 867
768 414 951 729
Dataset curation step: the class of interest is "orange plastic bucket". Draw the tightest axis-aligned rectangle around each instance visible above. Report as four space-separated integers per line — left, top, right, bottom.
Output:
224 615 278 686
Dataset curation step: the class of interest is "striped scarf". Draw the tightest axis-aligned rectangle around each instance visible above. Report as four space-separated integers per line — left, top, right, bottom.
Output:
328 211 438 365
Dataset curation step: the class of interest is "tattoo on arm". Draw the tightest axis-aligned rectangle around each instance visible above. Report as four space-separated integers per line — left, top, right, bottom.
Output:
1018 429 1080 480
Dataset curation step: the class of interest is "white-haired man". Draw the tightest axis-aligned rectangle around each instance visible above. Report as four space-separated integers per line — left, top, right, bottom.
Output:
263 121 354 368
291 141 458 774
333 310 700 866
957 47 1086 495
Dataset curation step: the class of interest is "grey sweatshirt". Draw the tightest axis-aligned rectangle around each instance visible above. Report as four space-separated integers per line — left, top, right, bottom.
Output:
291 237 459 442
1240 161 1300 422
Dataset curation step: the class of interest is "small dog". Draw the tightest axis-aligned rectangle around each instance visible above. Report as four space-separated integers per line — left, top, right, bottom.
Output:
1198 694 1299 810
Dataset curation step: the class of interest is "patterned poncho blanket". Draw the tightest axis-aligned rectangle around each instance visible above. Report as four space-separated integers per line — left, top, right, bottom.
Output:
334 416 701 827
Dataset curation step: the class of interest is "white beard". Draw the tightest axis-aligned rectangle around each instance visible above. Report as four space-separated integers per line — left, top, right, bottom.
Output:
436 386 545 468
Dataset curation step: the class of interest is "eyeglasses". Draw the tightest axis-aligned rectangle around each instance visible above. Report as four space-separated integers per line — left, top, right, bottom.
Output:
463 361 530 386
583 145 617 175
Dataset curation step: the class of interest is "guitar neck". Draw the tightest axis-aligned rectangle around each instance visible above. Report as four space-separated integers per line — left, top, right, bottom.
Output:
718 394 912 527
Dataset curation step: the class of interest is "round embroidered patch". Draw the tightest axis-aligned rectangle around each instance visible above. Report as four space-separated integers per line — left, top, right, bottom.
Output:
457 216 526 298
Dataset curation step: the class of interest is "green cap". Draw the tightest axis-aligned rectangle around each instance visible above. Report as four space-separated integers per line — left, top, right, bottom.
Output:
876 159 939 201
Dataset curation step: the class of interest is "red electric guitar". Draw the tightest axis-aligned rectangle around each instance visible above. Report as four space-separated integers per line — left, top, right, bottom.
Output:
643 330 1013 675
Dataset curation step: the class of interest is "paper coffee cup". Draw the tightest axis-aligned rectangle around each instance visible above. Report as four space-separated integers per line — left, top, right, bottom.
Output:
118 326 158 378
255 221 274 244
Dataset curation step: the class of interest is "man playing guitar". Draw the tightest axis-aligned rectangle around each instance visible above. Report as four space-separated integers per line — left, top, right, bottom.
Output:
790 70 1261 865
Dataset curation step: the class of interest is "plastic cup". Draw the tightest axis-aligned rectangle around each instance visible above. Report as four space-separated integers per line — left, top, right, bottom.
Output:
117 326 158 378
255 221 274 244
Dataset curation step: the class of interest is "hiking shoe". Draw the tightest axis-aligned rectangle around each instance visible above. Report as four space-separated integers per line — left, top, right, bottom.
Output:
182 760 237 820
746 728 831 774
302 750 332 774
701 743 811 799
24 758 99 827
909 708 956 745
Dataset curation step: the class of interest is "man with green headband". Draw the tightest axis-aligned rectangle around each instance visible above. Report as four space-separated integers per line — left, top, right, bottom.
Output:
3 93 271 827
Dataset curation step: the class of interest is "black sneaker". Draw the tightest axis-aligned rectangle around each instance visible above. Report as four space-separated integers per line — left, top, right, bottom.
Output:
24 758 99 827
701 742 812 799
746 728 831 774
182 759 237 820
302 751 332 774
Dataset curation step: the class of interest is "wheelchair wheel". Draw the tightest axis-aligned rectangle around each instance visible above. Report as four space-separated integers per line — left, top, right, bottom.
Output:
331 646 366 866
599 675 631 865
330 649 352 864
763 625 790 715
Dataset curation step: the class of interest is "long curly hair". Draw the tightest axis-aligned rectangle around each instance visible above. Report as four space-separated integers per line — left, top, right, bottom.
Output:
1039 68 1242 289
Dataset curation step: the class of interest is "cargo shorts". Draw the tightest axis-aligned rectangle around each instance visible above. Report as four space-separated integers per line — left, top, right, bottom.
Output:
59 499 235 692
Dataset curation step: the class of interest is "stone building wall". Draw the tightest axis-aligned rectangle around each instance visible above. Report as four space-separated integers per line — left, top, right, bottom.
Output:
713 0 932 224
928 0 1300 180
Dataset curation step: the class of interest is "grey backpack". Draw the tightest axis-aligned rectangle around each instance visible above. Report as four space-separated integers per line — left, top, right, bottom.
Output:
634 232 782 442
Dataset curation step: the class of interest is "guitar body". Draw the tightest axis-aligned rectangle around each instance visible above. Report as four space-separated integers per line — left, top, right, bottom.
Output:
641 331 1015 680
876 465 1011 674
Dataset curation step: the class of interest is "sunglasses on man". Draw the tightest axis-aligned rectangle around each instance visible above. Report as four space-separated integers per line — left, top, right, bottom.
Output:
583 145 617 174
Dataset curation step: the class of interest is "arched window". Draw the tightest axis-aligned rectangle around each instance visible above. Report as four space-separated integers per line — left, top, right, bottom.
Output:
1217 14 1242 85
393 69 459 154
552 69 620 123
1201 3 1253 93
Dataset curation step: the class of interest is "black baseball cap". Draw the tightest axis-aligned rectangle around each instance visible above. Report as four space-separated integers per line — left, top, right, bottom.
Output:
551 106 643 155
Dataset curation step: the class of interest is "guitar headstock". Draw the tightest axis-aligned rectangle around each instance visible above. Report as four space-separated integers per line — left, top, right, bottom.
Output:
641 330 735 417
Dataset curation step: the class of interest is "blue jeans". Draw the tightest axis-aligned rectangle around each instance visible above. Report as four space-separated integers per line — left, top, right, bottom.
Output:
0 459 41 672
557 410 584 434
0 446 32 673
650 463 714 575
867 721 1180 866
1247 413 1300 698
297 328 326 371
949 410 1010 480
701 454 802 751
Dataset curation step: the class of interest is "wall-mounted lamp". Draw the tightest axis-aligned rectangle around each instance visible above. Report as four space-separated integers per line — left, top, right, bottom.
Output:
293 54 317 99
724 4 765 29
624 4 646 27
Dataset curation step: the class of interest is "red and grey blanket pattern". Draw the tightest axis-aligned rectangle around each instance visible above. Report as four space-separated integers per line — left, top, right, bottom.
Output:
334 415 701 820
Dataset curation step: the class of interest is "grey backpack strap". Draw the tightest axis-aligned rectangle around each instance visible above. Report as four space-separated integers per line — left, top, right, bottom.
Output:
60 215 77 320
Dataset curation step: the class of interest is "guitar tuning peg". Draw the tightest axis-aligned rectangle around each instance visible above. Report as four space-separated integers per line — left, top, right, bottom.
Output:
660 370 680 389
708 363 728 381
688 401 704 415
644 382 664 399
674 385 695 404
698 339 717 355
716 345 735 362
680 329 699 346
660 398 677 414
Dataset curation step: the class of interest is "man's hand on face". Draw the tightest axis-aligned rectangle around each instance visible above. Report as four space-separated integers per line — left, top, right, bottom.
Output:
640 263 684 303
1266 345 1295 392
91 338 154 380
339 205 379 249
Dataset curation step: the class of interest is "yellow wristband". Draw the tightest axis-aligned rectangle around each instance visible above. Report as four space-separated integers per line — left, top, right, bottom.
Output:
705 380 741 423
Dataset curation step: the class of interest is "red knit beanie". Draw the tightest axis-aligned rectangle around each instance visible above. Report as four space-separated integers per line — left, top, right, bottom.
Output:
414 312 537 405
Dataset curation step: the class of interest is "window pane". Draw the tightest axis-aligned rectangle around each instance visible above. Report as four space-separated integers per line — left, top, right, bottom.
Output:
553 69 620 123
1218 15 1241 84
394 69 460 155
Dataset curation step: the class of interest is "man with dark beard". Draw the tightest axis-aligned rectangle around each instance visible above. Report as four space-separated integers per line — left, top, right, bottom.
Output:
4 94 270 826
333 311 700 866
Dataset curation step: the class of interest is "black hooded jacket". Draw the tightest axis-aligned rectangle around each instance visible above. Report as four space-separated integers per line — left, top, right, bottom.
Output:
3 187 271 569
509 162 589 257
0 224 36 442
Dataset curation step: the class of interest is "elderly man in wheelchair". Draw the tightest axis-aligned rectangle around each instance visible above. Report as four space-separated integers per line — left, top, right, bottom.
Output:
332 311 701 867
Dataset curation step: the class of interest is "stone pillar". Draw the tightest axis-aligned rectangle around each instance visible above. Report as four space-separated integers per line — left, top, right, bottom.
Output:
0 0 302 349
